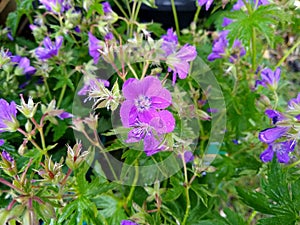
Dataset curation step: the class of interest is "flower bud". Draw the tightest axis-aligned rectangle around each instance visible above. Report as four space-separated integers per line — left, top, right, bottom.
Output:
66 142 89 170
83 114 98 130
0 150 17 176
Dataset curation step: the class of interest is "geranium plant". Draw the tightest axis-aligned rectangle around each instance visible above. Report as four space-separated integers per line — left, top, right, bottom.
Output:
0 0 300 224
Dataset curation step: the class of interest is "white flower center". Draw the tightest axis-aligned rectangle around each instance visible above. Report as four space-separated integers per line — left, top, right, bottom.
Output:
135 95 151 112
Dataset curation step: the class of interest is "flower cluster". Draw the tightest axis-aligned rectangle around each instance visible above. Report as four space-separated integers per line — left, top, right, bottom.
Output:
259 93 300 163
120 76 175 156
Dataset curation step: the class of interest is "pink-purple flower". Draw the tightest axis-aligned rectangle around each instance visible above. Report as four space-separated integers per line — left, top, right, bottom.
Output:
166 44 197 84
198 0 214 11
161 28 178 56
255 67 281 90
0 99 19 133
35 36 63 60
120 76 175 155
120 76 172 126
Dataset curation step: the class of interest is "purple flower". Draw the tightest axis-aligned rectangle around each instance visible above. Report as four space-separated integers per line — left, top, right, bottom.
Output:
0 139 4 146
229 40 246 63
74 26 81 33
78 78 110 96
166 44 197 84
207 30 229 61
120 76 173 126
14 57 36 75
104 32 114 41
0 99 19 133
259 126 289 144
162 28 178 56
102 2 112 14
1 150 14 163
35 36 63 60
182 151 194 163
260 140 296 163
120 76 175 156
198 0 214 10
162 28 178 44
222 17 233 27
265 109 286 124
288 93 300 110
233 0 269 10
7 31 13 41
88 32 102 64
39 0 71 14
255 67 280 90
126 110 175 155
121 220 138 225
57 111 73 120
29 24 38 31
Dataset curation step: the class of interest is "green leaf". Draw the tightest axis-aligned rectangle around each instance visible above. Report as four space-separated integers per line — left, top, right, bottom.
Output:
291 179 300 210
189 219 228 225
87 2 104 19
93 195 118 218
52 121 68 141
236 187 277 214
190 184 210 207
263 160 291 205
58 200 79 223
223 208 246 225
258 214 296 225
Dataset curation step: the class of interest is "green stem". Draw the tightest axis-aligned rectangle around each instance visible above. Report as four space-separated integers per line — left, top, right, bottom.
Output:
251 28 257 71
133 1 142 22
17 128 44 153
273 90 278 110
112 0 129 19
247 210 257 225
193 6 201 24
286 158 300 169
275 40 300 68
57 84 66 108
181 153 190 225
127 63 139 79
125 160 139 205
170 0 180 38
43 77 52 101
129 0 137 37
141 61 150 79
